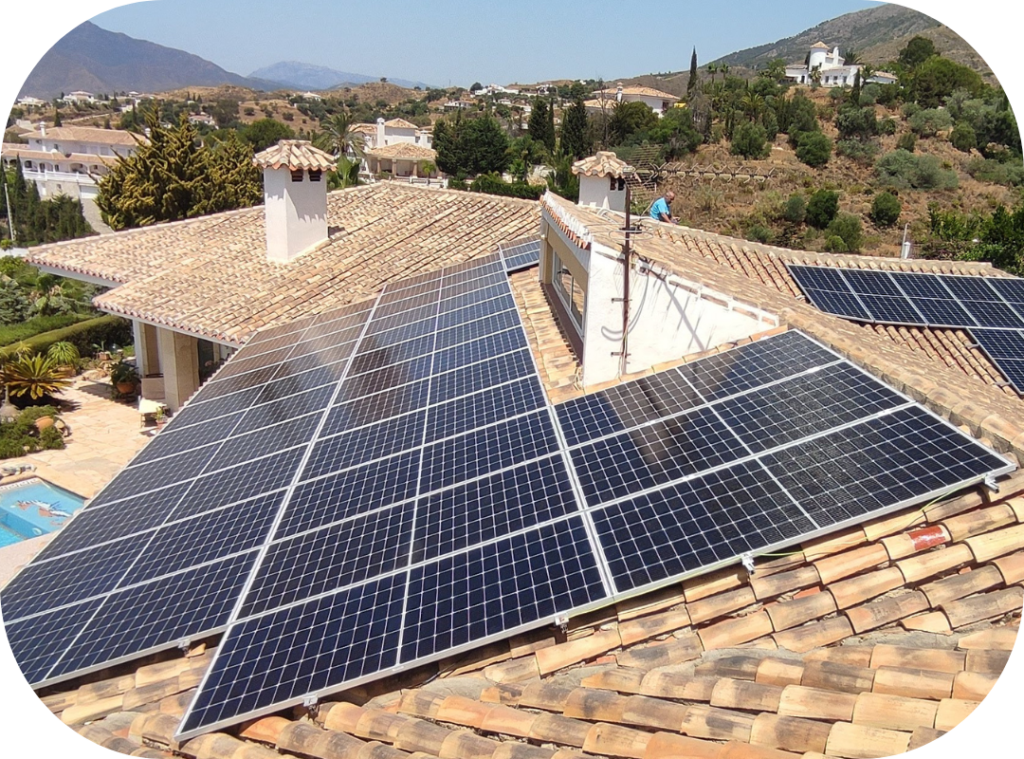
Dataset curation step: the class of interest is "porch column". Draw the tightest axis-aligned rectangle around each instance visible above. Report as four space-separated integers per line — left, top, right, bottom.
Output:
156 328 200 412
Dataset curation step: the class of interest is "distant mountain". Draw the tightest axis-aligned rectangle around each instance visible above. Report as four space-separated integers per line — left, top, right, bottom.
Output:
709 3 939 69
19 21 271 99
250 61 432 91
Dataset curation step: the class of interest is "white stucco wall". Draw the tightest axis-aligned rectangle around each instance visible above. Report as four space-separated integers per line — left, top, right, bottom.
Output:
580 242 768 387
263 167 328 263
577 175 627 212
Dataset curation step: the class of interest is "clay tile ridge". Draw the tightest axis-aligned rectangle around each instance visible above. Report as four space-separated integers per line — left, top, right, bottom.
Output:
572 152 635 179
366 143 437 160
254 140 337 172
384 118 421 129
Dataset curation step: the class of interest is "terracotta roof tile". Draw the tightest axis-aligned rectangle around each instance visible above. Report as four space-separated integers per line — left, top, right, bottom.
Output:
773 617 854 654
942 504 1018 542
695 654 765 680
643 732 721 759
920 565 1004 607
438 730 501 759
479 704 536 738
878 525 950 561
824 722 910 759
689 587 759 625
844 591 931 634
482 656 541 684
580 667 647 693
777 686 857 722
19 125 143 146
765 592 837 632
528 714 591 747
717 743 801 759
536 630 621 674
870 667 954 701
254 140 337 172
850 693 938 732
869 645 965 674
699 612 775 650
957 626 1018 650
615 633 703 670
952 670 998 701
639 671 718 701
683 568 747 603
366 143 437 160
907 726 946 751
621 695 689 730
519 681 574 711
61 695 125 725
900 611 954 634
563 688 628 722
393 720 452 754
749 714 831 755
813 545 889 586
933 698 979 732
800 661 876 695
963 523 1024 563
941 586 1024 628
755 660 805 688
828 568 905 609
384 119 420 130
617 607 691 646
572 152 634 179
964 648 1011 674
896 543 975 584
711 679 785 712
680 705 756 741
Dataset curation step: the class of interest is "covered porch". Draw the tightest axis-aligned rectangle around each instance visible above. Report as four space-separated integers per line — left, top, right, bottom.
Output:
132 321 235 413
364 143 440 180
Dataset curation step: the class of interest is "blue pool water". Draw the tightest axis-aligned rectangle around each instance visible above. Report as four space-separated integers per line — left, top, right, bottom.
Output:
0 478 87 547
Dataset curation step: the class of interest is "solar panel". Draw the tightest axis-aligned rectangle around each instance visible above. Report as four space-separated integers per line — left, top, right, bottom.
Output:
3 249 1013 742
498 236 542 272
971 328 1024 393
787 264 1024 393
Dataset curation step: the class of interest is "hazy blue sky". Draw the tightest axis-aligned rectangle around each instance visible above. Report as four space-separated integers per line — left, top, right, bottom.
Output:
88 0 876 86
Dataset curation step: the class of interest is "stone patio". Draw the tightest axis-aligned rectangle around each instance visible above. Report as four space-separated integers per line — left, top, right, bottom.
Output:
0 375 152 586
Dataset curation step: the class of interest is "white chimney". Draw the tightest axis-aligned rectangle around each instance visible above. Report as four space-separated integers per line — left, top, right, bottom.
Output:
376 117 386 148
616 84 623 103
572 152 633 213
39 121 46 137
253 140 335 263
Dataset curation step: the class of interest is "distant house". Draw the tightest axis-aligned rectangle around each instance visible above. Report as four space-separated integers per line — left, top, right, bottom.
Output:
187 113 216 127
443 99 474 112
587 84 679 117
63 90 96 104
1 124 143 200
785 41 899 87
15 96 46 108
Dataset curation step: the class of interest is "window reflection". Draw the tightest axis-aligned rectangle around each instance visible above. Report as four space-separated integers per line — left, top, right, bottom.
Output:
553 251 585 331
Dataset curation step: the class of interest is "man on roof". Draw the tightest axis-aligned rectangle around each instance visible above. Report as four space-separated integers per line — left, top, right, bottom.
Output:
650 191 677 224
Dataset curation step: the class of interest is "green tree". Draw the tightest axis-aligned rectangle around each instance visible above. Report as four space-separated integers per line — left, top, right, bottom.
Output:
648 108 703 159
911 57 984 109
97 115 262 230
835 104 878 141
950 122 977 152
53 108 62 127
607 101 658 145
433 114 510 176
795 132 833 167
730 121 769 159
898 36 938 70
240 118 295 151
687 48 699 95
0 276 30 325
546 99 556 153
528 98 555 153
560 97 590 160
806 190 839 229
870 191 902 227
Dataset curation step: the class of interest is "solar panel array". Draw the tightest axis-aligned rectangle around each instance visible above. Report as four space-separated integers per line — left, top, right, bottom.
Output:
498 236 541 272
1 253 1012 740
787 264 1024 393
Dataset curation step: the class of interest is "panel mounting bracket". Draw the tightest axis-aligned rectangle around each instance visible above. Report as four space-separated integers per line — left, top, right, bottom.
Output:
303 695 318 710
740 553 756 577
554 613 569 634
176 639 191 652
984 474 1000 493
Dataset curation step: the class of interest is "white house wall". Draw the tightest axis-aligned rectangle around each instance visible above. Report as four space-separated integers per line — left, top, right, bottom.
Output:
581 241 767 387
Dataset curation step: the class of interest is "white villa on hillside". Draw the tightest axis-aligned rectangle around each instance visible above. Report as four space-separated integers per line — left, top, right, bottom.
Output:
1 125 144 200
785 41 899 87
586 84 680 117
350 118 438 180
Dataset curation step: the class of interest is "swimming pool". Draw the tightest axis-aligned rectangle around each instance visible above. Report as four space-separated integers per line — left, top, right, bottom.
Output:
0 478 87 547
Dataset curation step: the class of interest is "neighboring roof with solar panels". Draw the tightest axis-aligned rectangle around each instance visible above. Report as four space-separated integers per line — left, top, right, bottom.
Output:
6 189 1024 758
25 183 539 343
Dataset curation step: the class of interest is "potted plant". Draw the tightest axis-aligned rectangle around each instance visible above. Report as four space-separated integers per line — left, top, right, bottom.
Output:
109 359 140 396
154 406 168 429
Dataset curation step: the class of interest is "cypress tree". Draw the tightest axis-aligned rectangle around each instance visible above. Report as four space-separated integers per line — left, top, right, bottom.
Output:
546 101 556 153
850 68 862 105
560 97 590 160
528 98 550 150
688 48 699 95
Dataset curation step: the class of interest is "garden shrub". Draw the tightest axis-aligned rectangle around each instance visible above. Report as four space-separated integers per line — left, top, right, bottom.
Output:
950 122 977 153
870 192 902 227
0 313 88 348
730 122 770 159
827 213 864 252
908 108 953 138
783 194 807 224
469 173 545 199
836 139 880 164
0 315 133 360
795 132 833 167
875 150 958 190
897 133 917 152
806 190 840 229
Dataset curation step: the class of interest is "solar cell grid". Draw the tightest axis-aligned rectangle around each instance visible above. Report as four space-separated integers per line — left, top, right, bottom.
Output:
972 328 1024 358
940 274 1002 301
128 411 246 466
268 356 350 389
714 363 908 454
437 293 517 331
1 535 144 621
377 278 441 305
424 376 546 442
98 445 215 503
323 379 431 436
907 297 977 327
239 504 413 618
556 369 704 448
570 406 749 505
439 271 507 299
433 327 527 374
438 283 508 314
842 269 904 297
286 330 362 359
302 409 426 480
593 460 816 592
363 303 437 335
429 349 534 404
958 299 1024 329
413 454 579 562
371 291 442 320
169 386 264 426
434 309 521 351
340 354 434 398
277 449 422 538
419 410 559 493
348 333 436 375
191 364 281 403
121 493 282 585
38 482 192 559
212 346 295 381
5 599 104 684
763 405 1009 527
986 277 1024 305
242 384 336 425
401 517 605 662
179 573 407 737
45 551 258 683
855 294 925 324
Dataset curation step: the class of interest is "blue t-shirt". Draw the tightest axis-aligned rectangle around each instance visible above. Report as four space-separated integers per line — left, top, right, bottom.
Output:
650 197 670 221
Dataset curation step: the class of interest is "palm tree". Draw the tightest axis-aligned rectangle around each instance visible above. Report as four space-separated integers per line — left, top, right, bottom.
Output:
706 63 719 86
316 111 364 160
741 91 765 122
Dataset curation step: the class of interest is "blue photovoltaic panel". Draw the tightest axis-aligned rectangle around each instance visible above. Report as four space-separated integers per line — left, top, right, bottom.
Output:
499 237 542 272
787 265 871 321
972 328 1024 393
6 242 1014 743
786 264 1024 393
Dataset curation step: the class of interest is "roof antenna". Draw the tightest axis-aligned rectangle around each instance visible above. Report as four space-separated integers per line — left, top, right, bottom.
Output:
900 224 912 260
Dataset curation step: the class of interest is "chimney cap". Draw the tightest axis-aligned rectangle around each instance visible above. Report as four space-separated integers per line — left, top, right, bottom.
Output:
254 139 336 172
572 151 634 179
